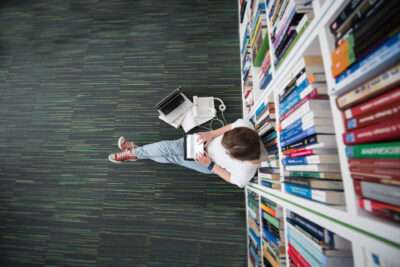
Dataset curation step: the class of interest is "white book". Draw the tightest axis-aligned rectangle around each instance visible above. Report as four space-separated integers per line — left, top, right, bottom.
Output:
280 99 331 129
285 164 341 172
285 154 340 164
281 112 333 131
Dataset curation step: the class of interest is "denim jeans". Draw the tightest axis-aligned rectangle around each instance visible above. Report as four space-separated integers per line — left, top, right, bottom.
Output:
135 138 213 174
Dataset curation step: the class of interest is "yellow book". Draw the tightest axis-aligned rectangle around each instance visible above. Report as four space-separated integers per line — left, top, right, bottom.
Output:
251 16 262 45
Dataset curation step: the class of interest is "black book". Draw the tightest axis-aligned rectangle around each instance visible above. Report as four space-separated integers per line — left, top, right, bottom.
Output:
279 68 306 103
281 134 333 152
329 0 364 34
240 0 247 23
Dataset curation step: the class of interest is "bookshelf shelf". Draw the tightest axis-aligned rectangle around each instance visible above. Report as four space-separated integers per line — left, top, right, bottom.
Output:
240 0 400 266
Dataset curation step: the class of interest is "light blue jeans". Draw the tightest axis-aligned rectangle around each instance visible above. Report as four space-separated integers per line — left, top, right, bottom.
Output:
135 138 213 174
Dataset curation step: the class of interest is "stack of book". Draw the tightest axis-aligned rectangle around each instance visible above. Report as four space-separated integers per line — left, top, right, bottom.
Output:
329 0 400 84
256 96 280 189
268 0 314 69
248 190 261 267
250 1 268 68
242 22 254 111
287 211 353 267
261 197 286 267
336 63 400 223
278 56 344 205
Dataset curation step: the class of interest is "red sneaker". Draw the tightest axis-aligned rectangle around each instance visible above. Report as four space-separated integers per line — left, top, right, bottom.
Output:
118 136 136 151
108 151 138 163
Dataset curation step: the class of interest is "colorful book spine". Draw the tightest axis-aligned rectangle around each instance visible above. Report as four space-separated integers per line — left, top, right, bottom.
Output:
353 179 400 206
343 117 400 145
343 87 400 119
280 126 318 147
348 158 400 169
288 242 312 267
335 32 400 84
344 100 400 131
282 154 339 166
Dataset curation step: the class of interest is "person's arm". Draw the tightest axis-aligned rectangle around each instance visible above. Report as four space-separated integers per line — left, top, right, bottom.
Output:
196 123 232 146
194 151 231 183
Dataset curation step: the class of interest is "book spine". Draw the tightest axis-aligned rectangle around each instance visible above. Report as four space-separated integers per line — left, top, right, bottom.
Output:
263 210 280 229
279 88 328 122
346 141 400 158
274 5 296 49
279 78 311 112
344 100 400 131
255 102 266 116
343 117 400 145
281 126 316 147
348 158 400 169
292 213 325 242
353 179 400 206
335 32 400 85
344 87 400 119
288 242 312 267
350 166 400 179
285 183 312 199
261 203 276 217
281 134 319 151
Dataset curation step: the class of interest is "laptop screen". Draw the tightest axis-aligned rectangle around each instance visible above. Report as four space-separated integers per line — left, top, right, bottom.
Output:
159 93 185 115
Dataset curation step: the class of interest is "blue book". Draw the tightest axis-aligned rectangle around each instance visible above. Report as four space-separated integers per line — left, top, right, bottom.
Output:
280 126 317 147
274 6 296 50
287 226 323 267
262 131 277 143
279 120 305 141
279 78 311 116
255 102 265 116
282 157 308 165
263 226 278 248
249 227 261 248
291 213 335 247
260 71 273 90
336 32 400 84
285 183 312 199
243 68 250 81
249 245 259 265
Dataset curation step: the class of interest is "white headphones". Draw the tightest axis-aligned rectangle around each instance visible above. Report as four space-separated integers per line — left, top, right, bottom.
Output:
214 97 226 112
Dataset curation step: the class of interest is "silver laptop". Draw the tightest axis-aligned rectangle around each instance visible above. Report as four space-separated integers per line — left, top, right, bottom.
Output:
156 87 193 123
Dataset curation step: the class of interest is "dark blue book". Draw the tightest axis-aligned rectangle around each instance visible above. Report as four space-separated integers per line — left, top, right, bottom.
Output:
280 126 317 147
260 71 272 90
262 131 277 143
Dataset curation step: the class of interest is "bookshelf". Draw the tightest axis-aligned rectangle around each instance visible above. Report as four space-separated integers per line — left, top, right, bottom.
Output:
239 0 400 266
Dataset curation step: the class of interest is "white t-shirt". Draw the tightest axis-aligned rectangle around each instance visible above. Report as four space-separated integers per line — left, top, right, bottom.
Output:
206 119 259 188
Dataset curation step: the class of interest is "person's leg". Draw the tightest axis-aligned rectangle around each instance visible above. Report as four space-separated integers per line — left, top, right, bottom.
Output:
135 138 213 174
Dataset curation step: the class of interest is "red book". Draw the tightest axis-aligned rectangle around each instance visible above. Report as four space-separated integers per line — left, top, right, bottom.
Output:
343 87 400 119
288 242 311 267
344 101 400 131
350 166 400 180
288 248 302 267
343 117 400 145
279 88 329 122
351 173 400 186
358 198 400 222
348 158 400 169
249 247 255 266
244 89 251 98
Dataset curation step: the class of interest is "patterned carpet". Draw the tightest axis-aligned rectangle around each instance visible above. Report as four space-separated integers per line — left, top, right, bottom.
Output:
0 0 246 266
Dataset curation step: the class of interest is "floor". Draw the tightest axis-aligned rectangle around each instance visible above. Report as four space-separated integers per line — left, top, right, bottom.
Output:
0 0 247 266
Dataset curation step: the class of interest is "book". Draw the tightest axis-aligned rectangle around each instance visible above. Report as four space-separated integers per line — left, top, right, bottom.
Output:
285 164 341 173
337 63 400 110
285 183 345 205
254 30 270 67
279 88 329 123
350 166 400 180
343 117 400 145
346 141 400 158
335 31 400 85
280 124 334 143
261 181 281 189
284 177 343 190
343 87 400 120
358 198 400 222
288 242 311 267
258 172 280 180
280 126 334 148
348 158 400 169
283 147 338 159
353 179 400 206
285 171 342 180
281 134 337 152
344 100 400 131
280 72 326 103
329 0 364 34
351 173 400 187
260 159 279 168
282 154 340 166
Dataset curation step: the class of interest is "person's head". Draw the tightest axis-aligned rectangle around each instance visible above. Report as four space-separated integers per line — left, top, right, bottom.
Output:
221 127 260 161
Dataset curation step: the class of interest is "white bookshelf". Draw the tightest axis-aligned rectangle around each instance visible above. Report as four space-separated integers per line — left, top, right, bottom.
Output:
240 0 400 266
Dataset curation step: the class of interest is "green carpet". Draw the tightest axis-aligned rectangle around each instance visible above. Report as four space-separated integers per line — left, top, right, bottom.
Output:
0 0 246 266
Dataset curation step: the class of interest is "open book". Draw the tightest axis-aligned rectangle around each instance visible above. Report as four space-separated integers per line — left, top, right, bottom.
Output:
184 133 204 160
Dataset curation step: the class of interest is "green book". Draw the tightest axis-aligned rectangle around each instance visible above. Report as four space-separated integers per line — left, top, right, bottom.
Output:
248 196 259 207
263 210 280 229
253 30 270 67
346 142 400 158
286 171 342 180
261 197 277 208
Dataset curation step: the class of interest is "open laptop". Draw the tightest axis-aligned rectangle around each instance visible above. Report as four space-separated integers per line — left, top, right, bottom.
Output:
156 86 193 123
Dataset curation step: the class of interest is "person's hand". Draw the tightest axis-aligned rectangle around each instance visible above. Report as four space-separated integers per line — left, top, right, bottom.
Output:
196 132 215 147
194 151 212 167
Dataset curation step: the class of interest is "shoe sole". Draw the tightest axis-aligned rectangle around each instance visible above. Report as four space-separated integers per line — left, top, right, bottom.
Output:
108 154 137 163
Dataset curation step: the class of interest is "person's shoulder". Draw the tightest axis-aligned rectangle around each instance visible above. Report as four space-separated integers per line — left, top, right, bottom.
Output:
231 119 255 130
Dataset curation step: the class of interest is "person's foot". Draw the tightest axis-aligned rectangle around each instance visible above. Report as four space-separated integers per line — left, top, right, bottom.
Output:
118 136 136 151
108 151 138 163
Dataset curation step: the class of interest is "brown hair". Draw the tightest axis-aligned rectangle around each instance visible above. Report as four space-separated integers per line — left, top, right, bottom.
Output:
221 127 261 161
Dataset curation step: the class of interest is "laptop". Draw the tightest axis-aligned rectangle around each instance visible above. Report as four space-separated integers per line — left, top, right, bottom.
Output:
156 86 193 123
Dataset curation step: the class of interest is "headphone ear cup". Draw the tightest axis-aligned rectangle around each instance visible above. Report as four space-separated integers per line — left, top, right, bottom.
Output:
219 104 226 112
